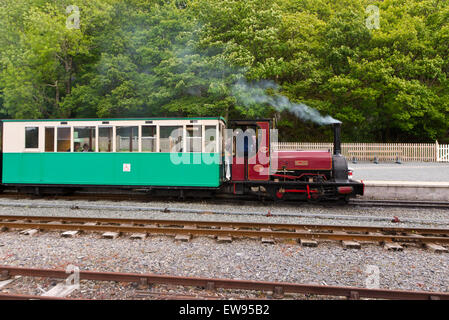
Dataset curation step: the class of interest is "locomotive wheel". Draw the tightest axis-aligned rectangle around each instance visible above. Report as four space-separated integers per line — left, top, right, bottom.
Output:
337 195 350 204
275 191 285 201
307 195 321 203
307 188 323 203
268 186 285 202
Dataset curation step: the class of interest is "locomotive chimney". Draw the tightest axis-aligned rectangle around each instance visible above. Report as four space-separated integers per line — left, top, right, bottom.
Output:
333 122 342 155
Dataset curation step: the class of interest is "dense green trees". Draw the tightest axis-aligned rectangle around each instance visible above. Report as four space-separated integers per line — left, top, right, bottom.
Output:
0 0 448 142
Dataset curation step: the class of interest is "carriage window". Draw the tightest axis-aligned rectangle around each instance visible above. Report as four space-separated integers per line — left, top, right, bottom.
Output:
25 127 39 149
186 125 202 152
205 126 216 153
116 126 138 152
45 128 55 152
57 127 71 152
99 127 112 152
255 126 259 153
234 127 257 158
160 126 183 152
220 123 225 155
74 127 96 152
142 126 156 152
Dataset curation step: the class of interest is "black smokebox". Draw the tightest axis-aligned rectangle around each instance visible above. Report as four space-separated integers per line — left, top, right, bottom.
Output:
333 122 342 155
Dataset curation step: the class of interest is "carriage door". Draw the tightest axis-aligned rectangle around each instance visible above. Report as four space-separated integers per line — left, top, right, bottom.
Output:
231 121 270 181
247 121 270 181
231 125 248 181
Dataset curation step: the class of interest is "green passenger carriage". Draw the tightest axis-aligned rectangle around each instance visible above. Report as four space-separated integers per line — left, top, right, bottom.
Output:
0 118 226 189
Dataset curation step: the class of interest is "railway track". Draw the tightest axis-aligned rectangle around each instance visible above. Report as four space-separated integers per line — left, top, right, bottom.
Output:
0 214 448 250
0 265 448 300
349 199 449 210
0 190 448 209
0 197 448 226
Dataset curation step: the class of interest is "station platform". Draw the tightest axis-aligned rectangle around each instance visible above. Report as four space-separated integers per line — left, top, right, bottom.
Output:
350 162 449 182
351 162 449 201
360 180 449 201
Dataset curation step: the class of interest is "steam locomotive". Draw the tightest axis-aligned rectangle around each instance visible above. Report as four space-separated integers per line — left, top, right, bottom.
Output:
227 119 363 201
0 117 363 201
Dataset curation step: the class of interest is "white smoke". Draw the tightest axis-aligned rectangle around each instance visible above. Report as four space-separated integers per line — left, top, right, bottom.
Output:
232 79 341 125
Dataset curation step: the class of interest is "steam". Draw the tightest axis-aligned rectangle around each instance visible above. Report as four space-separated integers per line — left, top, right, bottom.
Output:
232 79 341 125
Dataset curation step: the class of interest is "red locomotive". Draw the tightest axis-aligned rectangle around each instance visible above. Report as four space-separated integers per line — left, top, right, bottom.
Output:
227 119 364 201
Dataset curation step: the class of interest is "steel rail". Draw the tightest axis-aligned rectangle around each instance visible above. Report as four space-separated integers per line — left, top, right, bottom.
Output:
0 293 74 300
0 266 447 300
1 220 449 244
349 199 449 209
1 192 449 209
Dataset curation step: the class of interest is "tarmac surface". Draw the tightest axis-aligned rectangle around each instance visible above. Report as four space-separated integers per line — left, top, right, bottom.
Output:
349 162 449 182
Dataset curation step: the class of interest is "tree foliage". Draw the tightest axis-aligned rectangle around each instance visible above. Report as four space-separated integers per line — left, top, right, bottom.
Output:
0 0 448 142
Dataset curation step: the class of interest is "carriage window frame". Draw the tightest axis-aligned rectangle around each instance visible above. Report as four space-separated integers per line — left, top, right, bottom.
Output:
116 126 139 152
204 125 217 153
159 126 184 153
45 127 55 152
141 125 157 152
186 125 202 153
220 123 225 156
25 126 39 150
98 126 113 152
56 127 71 152
73 126 96 152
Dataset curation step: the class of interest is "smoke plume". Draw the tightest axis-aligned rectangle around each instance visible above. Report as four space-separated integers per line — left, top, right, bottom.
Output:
232 79 341 125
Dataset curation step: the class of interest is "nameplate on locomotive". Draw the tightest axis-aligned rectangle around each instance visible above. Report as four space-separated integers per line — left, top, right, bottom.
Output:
295 160 309 166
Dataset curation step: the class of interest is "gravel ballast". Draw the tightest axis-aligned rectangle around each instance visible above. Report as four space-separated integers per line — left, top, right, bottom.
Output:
0 232 448 299
0 198 448 299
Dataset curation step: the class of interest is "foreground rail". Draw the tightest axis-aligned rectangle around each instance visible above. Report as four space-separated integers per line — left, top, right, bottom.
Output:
0 266 447 300
0 293 72 300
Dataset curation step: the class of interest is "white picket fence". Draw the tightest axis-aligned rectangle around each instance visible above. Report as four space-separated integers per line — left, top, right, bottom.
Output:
438 142 449 162
273 141 449 162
